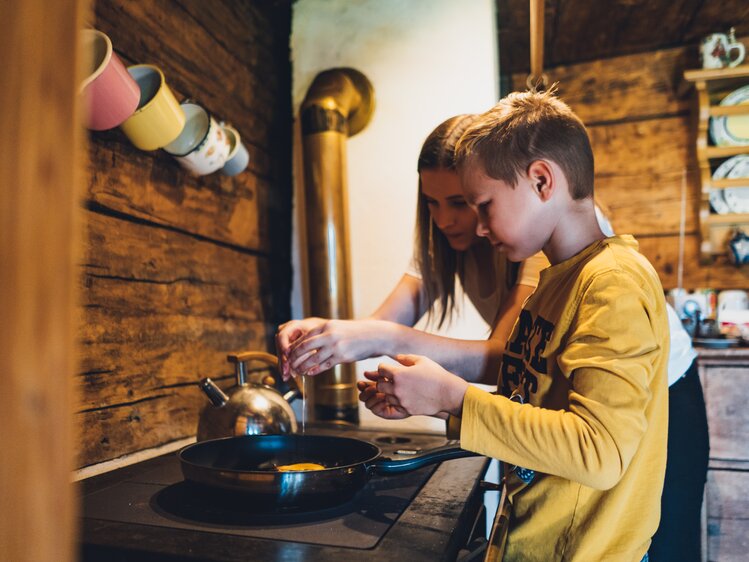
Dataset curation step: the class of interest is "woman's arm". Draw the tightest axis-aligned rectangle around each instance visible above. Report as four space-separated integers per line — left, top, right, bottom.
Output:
279 265 535 384
369 274 428 325
276 274 428 379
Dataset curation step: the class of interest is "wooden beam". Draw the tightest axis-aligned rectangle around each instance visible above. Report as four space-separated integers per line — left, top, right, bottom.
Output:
0 0 86 560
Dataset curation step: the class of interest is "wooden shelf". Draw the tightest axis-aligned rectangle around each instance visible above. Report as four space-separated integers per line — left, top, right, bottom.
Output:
707 213 749 225
709 104 749 117
684 66 749 262
704 145 749 159
684 65 749 83
712 177 749 188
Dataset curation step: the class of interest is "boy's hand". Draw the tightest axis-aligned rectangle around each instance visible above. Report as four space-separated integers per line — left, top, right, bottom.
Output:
364 354 469 417
357 379 410 419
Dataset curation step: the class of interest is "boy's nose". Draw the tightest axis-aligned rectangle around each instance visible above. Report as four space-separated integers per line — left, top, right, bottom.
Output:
475 220 489 238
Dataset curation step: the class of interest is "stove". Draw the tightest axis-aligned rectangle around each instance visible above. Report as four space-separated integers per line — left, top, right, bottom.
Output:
80 424 488 561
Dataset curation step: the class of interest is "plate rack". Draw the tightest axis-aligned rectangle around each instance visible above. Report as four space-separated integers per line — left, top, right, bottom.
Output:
684 65 749 263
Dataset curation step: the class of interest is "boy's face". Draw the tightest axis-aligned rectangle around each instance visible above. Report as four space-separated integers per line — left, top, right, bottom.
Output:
460 161 552 262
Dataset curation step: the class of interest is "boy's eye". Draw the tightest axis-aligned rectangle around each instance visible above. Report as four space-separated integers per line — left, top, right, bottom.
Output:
450 200 467 208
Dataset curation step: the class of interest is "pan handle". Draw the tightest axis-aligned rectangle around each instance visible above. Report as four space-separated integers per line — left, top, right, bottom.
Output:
369 442 480 475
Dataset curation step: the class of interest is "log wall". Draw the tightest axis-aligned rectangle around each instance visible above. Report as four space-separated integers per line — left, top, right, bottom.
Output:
79 0 292 466
512 39 749 290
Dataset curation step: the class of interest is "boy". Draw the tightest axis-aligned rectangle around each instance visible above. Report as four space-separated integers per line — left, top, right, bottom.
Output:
360 91 669 561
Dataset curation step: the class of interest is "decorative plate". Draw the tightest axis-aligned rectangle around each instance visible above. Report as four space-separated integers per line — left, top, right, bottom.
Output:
710 85 749 146
720 156 749 213
710 188 730 214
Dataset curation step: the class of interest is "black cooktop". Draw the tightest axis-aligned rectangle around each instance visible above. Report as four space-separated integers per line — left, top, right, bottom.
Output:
80 424 488 562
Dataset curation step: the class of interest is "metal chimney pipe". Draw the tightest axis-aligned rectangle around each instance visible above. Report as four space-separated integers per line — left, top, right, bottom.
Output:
300 68 374 424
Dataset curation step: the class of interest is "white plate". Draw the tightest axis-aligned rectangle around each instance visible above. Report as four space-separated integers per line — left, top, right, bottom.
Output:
722 156 749 213
724 187 749 213
710 188 730 214
712 155 749 214
710 85 749 146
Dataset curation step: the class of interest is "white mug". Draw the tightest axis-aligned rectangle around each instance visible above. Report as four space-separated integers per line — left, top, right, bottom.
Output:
163 102 231 175
701 32 745 69
718 289 749 316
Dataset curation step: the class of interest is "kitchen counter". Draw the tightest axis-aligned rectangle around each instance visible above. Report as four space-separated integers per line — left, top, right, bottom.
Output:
79 425 489 562
694 344 749 359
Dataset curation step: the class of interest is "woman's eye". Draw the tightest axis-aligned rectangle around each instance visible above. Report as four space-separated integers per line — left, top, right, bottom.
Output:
450 200 467 208
425 200 437 207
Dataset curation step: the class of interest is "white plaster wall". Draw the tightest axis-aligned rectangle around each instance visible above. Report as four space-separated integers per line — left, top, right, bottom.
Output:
291 0 499 432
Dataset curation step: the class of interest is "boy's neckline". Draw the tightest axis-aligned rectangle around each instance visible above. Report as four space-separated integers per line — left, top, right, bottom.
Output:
540 235 635 280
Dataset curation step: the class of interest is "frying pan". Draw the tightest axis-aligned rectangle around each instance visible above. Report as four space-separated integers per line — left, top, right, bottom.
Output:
178 434 478 512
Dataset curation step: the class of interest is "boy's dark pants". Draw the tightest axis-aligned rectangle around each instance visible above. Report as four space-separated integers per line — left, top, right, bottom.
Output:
649 361 709 562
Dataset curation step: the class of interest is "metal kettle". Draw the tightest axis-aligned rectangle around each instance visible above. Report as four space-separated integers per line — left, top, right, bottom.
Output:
197 351 300 441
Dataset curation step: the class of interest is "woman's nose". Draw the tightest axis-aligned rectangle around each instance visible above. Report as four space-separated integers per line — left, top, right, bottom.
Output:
432 208 455 229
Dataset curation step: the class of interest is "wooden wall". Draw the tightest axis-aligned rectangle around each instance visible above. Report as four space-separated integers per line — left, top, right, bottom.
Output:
78 0 293 467
512 39 749 290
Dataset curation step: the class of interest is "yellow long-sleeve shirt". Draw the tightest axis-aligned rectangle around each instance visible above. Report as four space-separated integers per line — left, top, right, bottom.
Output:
460 235 669 561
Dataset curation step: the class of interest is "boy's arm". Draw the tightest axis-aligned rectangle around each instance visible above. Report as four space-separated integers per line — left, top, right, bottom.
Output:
459 272 666 490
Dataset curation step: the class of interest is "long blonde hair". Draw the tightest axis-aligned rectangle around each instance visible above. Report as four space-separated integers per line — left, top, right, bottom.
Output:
414 115 479 328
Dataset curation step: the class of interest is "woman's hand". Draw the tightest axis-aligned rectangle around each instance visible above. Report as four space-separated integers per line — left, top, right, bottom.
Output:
363 354 469 418
276 318 394 380
275 317 324 380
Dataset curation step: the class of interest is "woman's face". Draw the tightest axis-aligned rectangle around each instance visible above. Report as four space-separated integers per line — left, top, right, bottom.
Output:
420 168 480 251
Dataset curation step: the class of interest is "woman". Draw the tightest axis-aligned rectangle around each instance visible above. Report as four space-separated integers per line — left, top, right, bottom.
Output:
276 114 547 384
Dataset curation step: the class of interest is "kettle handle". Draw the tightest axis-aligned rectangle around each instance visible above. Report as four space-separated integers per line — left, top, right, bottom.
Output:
226 351 302 400
227 351 278 368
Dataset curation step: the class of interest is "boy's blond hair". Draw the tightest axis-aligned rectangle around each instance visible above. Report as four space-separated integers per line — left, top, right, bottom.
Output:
456 90 594 200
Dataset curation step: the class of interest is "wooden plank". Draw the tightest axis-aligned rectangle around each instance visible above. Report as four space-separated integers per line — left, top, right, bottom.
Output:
512 45 692 124
87 133 269 252
682 10 749 45
706 469 749 562
637 234 749 289
0 0 84 560
551 0 697 69
77 390 199 467
589 116 699 235
498 1 748 75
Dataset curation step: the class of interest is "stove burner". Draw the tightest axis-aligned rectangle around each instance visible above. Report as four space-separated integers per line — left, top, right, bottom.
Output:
374 435 411 444
152 481 361 525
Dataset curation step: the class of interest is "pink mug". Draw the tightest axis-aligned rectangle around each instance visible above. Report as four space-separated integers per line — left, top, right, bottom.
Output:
80 29 140 131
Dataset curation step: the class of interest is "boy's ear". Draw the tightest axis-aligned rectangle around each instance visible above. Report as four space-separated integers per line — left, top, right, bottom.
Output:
527 160 554 201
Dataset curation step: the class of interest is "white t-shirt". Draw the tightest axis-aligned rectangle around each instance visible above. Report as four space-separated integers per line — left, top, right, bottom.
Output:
407 246 547 325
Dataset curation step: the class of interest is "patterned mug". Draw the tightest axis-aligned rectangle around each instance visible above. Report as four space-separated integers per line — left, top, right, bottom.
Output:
701 29 745 69
163 102 231 175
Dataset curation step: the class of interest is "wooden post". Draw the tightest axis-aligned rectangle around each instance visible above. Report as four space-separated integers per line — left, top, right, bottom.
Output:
529 0 546 89
0 0 86 560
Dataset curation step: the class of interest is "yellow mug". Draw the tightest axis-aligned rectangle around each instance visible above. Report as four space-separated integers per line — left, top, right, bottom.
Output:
119 64 185 151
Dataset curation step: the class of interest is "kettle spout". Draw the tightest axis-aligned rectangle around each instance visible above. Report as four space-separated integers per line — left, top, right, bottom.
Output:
199 377 229 407
283 387 300 403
